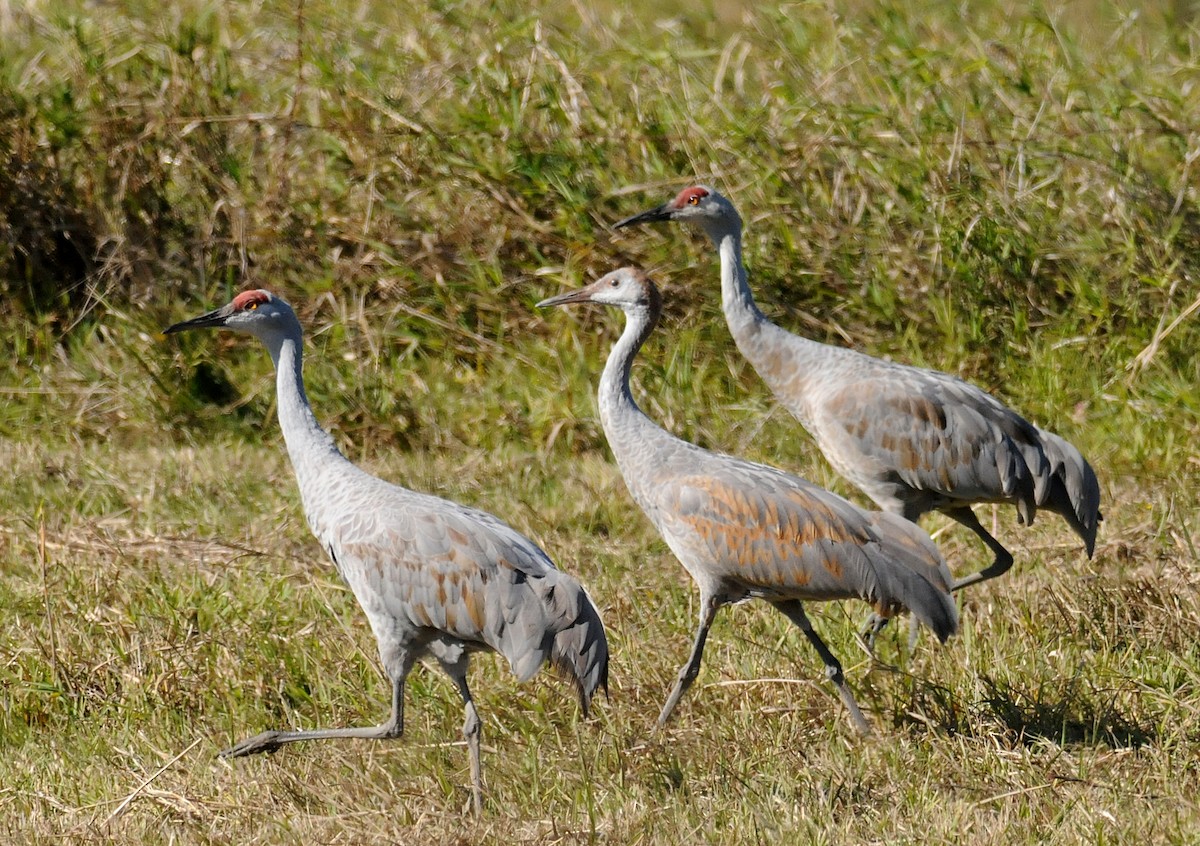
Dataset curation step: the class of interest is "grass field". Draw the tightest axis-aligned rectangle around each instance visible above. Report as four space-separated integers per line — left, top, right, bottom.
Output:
2 0 1199 842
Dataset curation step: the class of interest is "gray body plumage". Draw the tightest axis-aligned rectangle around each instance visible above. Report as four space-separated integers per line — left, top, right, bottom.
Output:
539 269 957 733
742 320 1100 544
298 459 608 703
603 366 957 639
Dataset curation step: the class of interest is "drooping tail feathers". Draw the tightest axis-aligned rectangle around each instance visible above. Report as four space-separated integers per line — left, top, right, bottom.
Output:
547 580 610 715
868 511 959 643
1033 428 1102 557
498 568 609 715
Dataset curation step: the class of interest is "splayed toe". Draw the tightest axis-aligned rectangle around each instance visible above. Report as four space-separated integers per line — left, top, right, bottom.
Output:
220 730 283 758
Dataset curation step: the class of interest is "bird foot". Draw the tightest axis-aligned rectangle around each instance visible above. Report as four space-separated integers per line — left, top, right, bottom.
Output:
906 615 921 652
858 613 889 654
220 730 285 759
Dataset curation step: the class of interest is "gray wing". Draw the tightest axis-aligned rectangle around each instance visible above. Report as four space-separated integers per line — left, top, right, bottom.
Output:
1032 426 1102 553
817 368 1051 520
320 482 607 702
654 460 957 640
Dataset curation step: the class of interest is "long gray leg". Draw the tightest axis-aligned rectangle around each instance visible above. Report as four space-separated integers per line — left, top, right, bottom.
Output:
443 659 484 817
774 600 872 736
944 506 1015 591
221 670 406 758
657 592 722 727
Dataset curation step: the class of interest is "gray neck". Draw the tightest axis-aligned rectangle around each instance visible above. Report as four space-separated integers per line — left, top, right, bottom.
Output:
598 304 667 474
703 218 766 338
705 216 826 421
263 327 349 504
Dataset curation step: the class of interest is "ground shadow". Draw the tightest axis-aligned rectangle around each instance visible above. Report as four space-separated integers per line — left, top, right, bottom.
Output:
891 674 1159 749
976 675 1158 749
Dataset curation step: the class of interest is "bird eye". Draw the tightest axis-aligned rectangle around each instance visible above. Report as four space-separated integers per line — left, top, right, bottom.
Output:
247 302 258 310
610 279 620 287
688 195 701 206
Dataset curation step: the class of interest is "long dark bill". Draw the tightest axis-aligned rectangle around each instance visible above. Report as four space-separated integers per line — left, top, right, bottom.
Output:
164 303 234 334
613 202 673 229
536 286 596 309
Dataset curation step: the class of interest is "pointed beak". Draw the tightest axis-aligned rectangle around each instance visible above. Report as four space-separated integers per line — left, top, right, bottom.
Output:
613 202 673 229
536 286 595 309
163 303 234 334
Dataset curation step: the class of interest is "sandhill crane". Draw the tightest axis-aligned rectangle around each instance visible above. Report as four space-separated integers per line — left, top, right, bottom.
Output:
538 268 956 734
165 289 608 815
616 186 1101 636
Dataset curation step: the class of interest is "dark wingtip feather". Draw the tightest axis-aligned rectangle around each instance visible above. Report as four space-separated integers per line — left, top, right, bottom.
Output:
572 650 611 718
929 595 958 644
867 511 959 642
546 580 610 717
912 575 959 644
1033 427 1102 558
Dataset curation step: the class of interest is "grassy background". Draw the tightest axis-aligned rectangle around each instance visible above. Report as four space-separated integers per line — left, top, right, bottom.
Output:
2 0 1199 842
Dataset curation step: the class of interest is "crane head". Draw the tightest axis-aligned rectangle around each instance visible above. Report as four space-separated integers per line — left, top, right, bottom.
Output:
613 185 738 231
165 289 295 337
536 267 662 317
